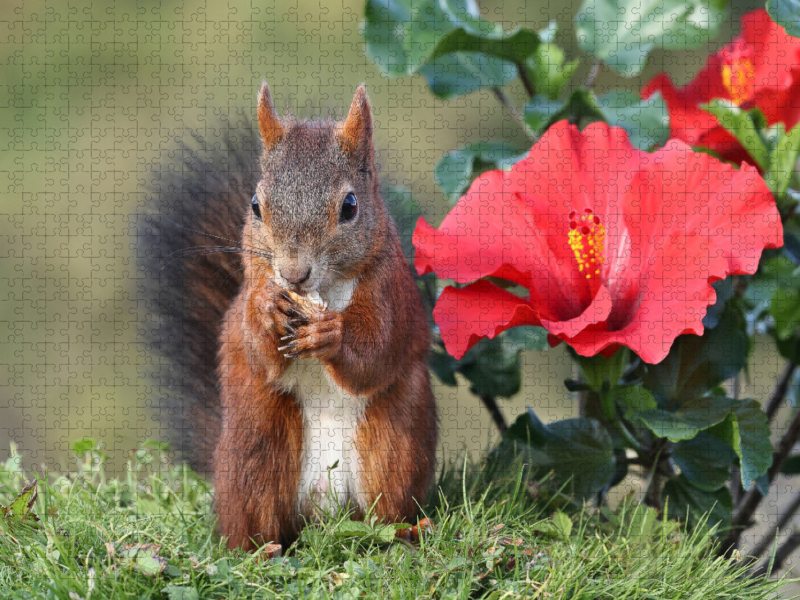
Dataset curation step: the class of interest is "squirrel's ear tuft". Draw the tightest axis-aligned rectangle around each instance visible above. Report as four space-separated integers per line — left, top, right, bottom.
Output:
257 82 284 151
337 84 374 159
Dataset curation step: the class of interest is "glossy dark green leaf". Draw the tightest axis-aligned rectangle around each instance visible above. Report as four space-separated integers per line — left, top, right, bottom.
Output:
766 124 800 199
383 185 421 266
634 395 735 442
595 91 669 150
701 278 734 330
503 408 616 498
767 0 800 37
706 399 772 491
645 300 750 404
663 474 732 530
575 0 727 77
417 22 542 67
420 53 517 99
672 432 736 492
523 96 565 132
524 88 605 134
428 347 460 387
363 0 539 97
771 287 800 341
429 326 547 398
434 142 527 203
781 454 800 475
615 387 657 420
700 100 770 169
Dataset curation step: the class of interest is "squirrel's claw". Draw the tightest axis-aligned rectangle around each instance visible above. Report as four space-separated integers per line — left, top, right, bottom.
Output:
279 314 343 360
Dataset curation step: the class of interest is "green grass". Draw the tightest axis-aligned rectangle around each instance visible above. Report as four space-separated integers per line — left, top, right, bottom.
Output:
0 443 792 600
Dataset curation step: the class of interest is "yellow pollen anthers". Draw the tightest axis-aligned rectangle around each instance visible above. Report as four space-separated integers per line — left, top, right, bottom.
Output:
722 57 755 107
568 209 605 280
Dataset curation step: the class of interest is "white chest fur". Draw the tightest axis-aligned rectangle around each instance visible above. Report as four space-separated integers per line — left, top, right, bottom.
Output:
280 359 367 516
278 277 365 517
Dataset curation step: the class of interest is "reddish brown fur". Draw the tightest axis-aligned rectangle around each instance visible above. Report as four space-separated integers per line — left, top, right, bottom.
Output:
211 83 438 551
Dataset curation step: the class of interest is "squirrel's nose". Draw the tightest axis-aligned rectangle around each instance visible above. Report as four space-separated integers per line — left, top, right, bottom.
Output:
283 266 311 286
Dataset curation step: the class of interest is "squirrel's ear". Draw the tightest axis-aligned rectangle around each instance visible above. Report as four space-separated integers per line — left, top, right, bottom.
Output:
257 82 284 151
337 84 374 160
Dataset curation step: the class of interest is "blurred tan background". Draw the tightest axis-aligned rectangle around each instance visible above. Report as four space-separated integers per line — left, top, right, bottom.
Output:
4 0 795 578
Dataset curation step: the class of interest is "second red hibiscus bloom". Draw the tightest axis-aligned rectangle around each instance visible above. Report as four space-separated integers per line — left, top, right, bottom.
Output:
641 9 800 167
414 120 782 364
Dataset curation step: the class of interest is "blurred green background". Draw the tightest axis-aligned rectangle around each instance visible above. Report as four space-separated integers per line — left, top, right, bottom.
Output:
0 0 772 473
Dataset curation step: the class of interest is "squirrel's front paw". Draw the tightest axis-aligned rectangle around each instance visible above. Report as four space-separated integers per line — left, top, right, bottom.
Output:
254 284 298 337
277 310 343 360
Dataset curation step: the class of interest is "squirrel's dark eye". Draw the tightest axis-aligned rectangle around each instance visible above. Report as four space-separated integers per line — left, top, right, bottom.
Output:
340 192 357 223
252 194 262 221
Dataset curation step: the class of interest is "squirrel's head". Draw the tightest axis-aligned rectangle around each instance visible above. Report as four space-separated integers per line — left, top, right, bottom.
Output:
244 82 389 296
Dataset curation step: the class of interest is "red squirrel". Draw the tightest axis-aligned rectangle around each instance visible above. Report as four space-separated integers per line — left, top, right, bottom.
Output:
139 83 438 551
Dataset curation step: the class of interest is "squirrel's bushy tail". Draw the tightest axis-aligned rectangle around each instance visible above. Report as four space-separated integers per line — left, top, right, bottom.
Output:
137 124 260 474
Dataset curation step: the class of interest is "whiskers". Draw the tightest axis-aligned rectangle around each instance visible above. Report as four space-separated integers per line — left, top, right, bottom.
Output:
156 216 274 270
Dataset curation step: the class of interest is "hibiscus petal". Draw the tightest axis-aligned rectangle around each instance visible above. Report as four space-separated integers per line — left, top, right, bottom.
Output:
539 284 613 339
432 280 539 360
575 141 783 363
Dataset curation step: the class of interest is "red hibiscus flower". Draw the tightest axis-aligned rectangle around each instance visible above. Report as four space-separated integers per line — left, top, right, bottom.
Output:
413 121 782 364
641 9 800 167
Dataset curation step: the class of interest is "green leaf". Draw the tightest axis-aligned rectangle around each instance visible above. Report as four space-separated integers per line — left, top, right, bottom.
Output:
525 88 605 133
363 0 539 97
707 399 772 490
333 519 397 543
430 326 548 398
523 96 566 132
551 511 573 539
420 53 517 99
781 454 800 475
700 100 770 170
770 286 800 340
502 409 616 498
575 0 727 77
663 474 732 530
434 142 526 203
595 91 669 151
702 278 734 330
363 0 414 77
383 185 421 266
416 20 542 68
334 520 373 537
615 387 657 420
767 0 800 38
429 348 460 387
766 124 800 199
635 395 735 442
645 299 750 404
525 43 579 100
672 432 736 492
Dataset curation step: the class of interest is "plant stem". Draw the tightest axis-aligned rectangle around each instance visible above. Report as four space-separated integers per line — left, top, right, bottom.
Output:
480 394 508 434
516 63 535 98
749 492 800 561
765 362 797 422
721 405 800 554
492 88 536 141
